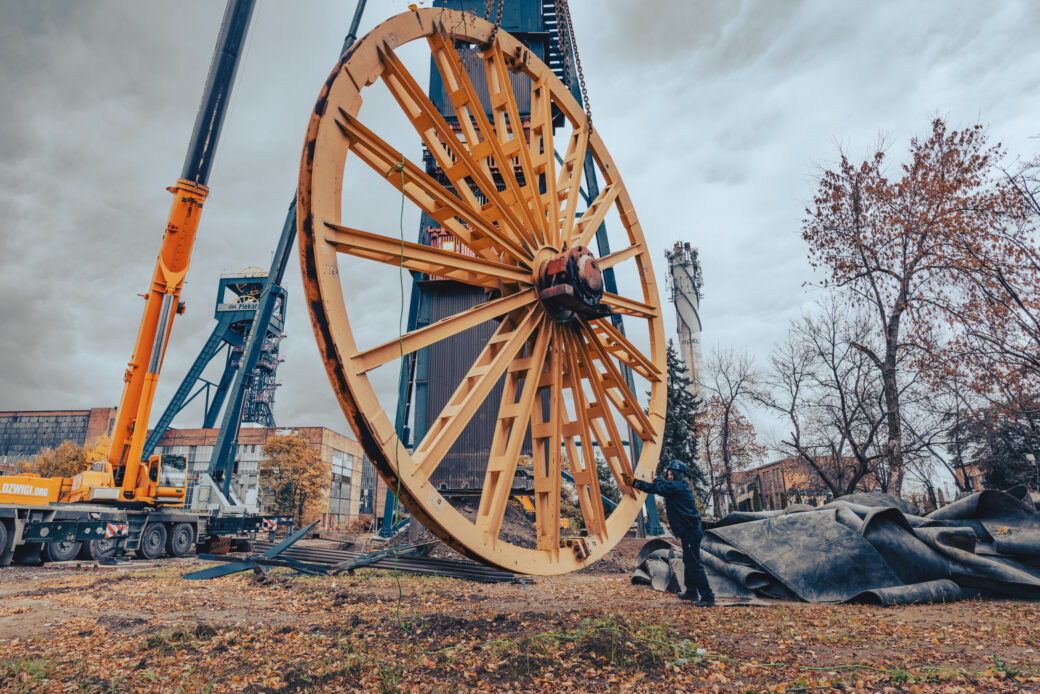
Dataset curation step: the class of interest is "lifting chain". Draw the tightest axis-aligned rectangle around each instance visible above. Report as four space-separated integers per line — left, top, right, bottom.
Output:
482 0 504 47
552 0 592 131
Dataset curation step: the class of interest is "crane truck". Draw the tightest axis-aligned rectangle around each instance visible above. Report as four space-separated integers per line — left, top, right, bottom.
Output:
0 0 285 566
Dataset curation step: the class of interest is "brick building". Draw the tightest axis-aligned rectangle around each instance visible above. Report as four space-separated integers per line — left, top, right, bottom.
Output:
0 408 386 530
731 457 872 511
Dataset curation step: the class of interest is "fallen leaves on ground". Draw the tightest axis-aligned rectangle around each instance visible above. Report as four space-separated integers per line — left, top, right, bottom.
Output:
0 561 1037 692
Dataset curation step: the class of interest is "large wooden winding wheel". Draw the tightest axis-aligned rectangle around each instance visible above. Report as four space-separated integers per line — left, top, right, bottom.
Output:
297 8 665 574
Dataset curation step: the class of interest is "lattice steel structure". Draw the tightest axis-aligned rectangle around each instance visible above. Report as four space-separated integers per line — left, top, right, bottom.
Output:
665 242 704 393
142 270 286 460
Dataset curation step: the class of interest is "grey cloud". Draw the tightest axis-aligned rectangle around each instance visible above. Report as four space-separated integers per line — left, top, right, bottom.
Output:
3 0 1040 441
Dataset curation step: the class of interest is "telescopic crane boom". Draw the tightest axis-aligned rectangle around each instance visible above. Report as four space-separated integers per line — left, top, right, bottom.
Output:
99 0 256 505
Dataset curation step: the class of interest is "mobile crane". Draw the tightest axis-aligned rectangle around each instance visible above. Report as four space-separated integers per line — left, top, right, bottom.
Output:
0 0 283 565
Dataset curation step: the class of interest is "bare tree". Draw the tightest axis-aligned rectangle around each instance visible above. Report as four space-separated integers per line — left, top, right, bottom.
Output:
700 348 760 510
757 302 888 496
915 367 986 494
699 396 764 513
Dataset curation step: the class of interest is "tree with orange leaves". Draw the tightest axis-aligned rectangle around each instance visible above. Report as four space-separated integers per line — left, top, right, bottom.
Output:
803 119 1022 494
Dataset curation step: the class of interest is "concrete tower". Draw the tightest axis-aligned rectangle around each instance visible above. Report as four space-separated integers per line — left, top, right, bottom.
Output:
665 242 704 392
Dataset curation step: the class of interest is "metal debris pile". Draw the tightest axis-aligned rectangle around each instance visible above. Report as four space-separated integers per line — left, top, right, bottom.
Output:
185 522 522 583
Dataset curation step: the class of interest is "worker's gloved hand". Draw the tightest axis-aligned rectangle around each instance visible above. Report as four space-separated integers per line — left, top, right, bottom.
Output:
621 473 635 488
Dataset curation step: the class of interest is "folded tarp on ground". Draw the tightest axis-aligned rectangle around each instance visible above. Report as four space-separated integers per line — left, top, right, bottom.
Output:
631 490 1040 605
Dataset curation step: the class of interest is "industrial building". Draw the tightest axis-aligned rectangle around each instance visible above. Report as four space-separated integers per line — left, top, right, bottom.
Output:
0 408 117 473
730 457 875 511
153 425 382 529
0 409 384 530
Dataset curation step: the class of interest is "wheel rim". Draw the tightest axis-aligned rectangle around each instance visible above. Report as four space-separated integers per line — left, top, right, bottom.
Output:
173 526 192 554
52 541 77 558
297 8 665 575
93 538 117 558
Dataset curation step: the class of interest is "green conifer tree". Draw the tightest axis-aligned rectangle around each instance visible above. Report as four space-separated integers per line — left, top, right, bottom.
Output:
657 341 707 497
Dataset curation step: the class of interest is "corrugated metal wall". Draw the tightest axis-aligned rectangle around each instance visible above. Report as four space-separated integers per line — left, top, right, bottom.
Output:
429 46 534 119
0 412 90 459
408 0 559 492
422 284 505 490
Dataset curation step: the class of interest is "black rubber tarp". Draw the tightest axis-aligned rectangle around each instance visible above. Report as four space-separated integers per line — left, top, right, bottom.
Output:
632 490 1040 605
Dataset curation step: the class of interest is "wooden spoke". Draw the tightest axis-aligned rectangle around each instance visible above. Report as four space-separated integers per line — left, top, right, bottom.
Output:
528 72 558 247
597 244 641 269
600 292 659 320
377 41 536 251
587 318 663 383
298 8 666 575
352 289 537 374
324 222 530 289
475 323 552 545
413 307 541 483
556 124 589 245
566 327 634 486
376 42 484 212
531 323 564 555
561 329 608 540
572 183 619 249
481 40 548 244
427 28 543 251
334 109 531 263
577 322 656 443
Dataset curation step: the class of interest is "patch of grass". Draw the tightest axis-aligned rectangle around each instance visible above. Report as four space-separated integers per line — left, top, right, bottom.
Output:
991 654 1022 678
887 667 921 685
141 624 219 654
0 657 58 693
483 635 555 679
376 663 403 693
477 612 699 681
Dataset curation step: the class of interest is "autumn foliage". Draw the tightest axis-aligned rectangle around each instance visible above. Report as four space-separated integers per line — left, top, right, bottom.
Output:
16 434 109 478
803 119 1027 493
259 434 330 525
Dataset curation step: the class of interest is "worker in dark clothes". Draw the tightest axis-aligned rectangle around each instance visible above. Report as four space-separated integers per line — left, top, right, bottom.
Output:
623 460 715 606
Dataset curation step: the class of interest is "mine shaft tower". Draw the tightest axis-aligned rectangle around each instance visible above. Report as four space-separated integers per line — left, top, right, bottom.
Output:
665 242 703 393
396 0 581 493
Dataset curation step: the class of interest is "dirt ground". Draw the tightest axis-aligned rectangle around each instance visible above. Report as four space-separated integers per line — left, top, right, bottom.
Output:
0 547 1038 693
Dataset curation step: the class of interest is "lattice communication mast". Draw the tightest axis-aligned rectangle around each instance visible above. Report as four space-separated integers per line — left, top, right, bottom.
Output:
665 242 703 392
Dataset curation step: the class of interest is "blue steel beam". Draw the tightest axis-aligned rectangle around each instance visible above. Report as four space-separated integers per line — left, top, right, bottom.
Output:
143 319 232 459
207 1 369 495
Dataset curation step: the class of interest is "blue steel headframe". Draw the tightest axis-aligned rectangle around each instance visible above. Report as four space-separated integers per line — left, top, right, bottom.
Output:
430 0 566 117
383 0 665 535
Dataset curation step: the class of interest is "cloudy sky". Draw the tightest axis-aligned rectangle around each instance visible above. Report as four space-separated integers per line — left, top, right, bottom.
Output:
2 0 1039 449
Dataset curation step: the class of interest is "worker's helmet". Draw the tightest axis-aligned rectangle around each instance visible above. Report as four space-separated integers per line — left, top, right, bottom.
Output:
665 460 689 476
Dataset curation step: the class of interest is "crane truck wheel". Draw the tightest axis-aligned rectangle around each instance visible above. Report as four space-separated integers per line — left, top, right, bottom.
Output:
166 523 195 557
137 522 167 560
88 537 119 562
44 540 82 563
0 522 9 563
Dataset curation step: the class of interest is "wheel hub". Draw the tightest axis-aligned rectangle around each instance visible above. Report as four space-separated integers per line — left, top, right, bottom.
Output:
536 245 611 322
